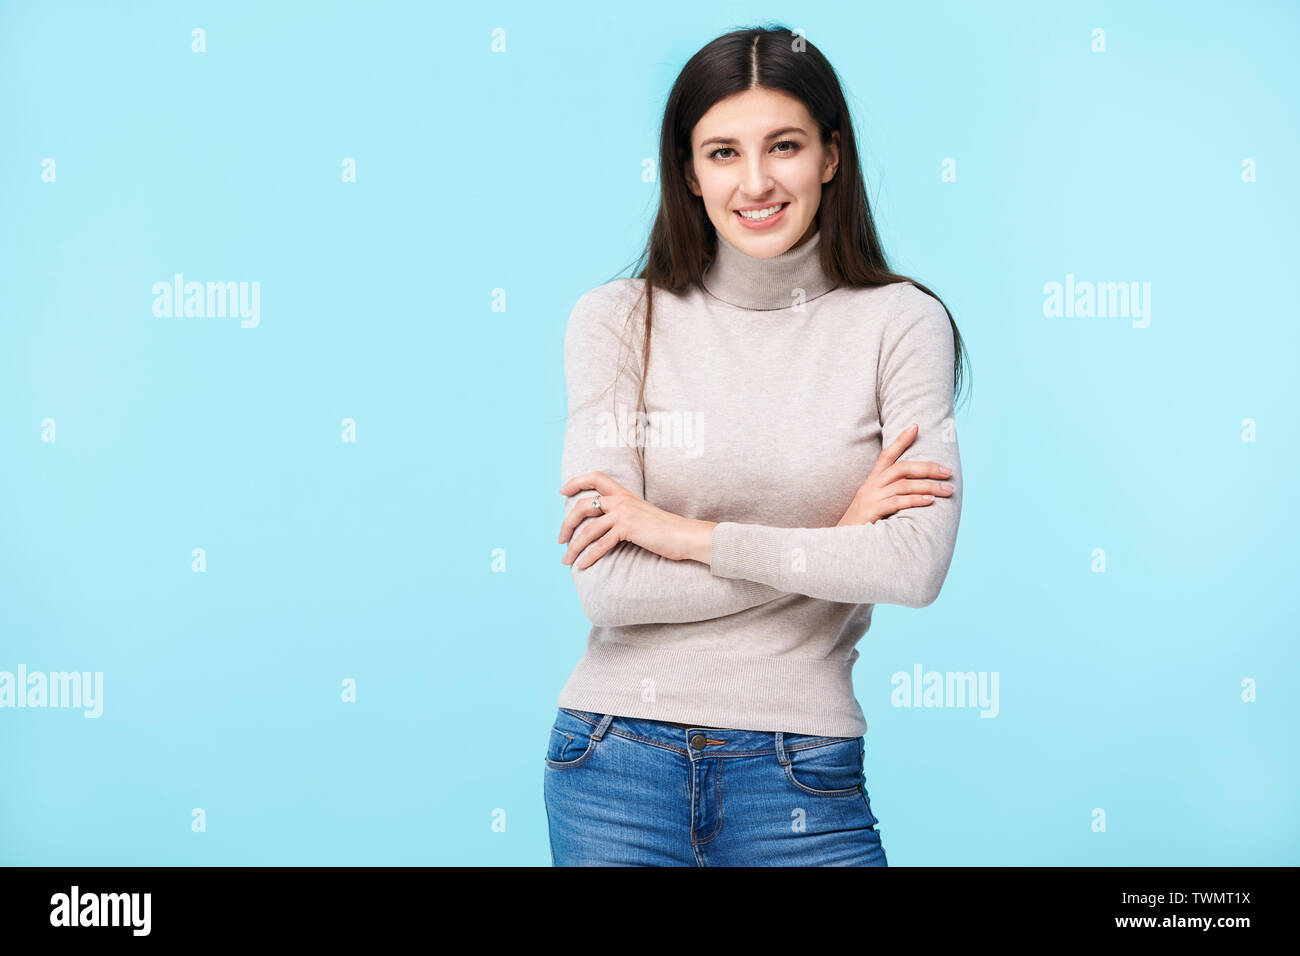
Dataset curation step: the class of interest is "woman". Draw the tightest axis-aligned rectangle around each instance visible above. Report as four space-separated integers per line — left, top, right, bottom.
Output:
546 25 969 866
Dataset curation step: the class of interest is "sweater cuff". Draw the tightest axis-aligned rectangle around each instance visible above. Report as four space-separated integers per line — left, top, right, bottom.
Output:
710 522 783 586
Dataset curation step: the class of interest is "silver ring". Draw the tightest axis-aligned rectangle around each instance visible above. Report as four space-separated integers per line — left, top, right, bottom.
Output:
590 496 602 512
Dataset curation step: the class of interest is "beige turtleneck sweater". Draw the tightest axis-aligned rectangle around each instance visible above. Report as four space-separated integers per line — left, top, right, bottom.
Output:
555 228 962 736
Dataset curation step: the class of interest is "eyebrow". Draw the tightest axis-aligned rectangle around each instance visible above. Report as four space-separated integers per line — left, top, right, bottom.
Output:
697 127 808 149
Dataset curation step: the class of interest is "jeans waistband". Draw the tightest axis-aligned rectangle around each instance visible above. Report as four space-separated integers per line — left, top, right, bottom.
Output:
559 707 859 758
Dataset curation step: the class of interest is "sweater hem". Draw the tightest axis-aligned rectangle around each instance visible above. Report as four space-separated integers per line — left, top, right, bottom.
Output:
556 637 868 737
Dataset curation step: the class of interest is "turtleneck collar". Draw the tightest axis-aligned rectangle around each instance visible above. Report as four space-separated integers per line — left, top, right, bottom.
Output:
700 227 838 311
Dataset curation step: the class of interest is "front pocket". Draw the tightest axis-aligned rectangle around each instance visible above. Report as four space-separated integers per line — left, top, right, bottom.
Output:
781 736 865 797
546 727 578 762
543 708 600 769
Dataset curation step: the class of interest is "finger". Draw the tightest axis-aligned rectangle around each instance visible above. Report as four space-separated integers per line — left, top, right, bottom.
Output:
885 493 936 514
558 498 581 543
884 459 953 481
885 478 955 497
558 470 617 496
558 472 597 495
575 527 622 570
560 505 602 552
562 514 614 565
559 493 606 543
868 423 919 477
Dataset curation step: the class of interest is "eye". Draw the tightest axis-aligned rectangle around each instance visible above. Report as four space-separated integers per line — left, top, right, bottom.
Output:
706 140 801 161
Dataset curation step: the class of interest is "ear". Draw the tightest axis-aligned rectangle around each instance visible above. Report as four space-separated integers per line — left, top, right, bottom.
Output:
684 160 701 197
822 130 841 184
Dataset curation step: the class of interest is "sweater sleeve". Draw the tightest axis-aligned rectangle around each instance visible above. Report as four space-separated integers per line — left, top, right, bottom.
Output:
709 283 963 608
560 280 790 627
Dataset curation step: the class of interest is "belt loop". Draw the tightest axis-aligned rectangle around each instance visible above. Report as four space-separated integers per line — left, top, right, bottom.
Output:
592 713 615 740
775 730 789 766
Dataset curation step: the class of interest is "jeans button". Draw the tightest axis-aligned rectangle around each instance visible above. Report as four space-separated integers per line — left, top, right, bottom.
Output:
689 733 706 750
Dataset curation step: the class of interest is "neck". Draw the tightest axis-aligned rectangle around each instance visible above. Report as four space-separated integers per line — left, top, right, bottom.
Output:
701 227 838 311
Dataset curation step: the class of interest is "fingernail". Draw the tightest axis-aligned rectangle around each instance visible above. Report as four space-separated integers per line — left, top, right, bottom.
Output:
938 466 952 476
940 482 954 492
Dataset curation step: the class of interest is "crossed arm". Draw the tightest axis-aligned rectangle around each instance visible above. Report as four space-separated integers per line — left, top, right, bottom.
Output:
558 281 962 626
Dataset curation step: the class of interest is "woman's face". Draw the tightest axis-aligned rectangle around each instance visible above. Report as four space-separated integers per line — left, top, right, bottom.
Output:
685 87 839 257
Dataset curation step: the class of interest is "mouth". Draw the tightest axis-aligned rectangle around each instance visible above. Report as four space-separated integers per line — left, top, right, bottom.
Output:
733 201 789 229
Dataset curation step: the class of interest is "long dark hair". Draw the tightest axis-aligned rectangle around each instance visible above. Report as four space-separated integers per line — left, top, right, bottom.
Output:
607 24 970 473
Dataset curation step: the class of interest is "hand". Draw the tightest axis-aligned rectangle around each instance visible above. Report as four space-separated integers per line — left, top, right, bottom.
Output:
558 471 714 568
837 423 955 526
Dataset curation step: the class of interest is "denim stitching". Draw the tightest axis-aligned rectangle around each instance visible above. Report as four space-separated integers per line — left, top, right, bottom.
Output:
556 710 860 758
543 737 597 769
782 761 862 798
781 736 864 797
691 756 725 846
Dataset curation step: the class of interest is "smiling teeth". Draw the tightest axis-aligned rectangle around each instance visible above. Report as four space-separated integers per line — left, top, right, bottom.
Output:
738 203 785 220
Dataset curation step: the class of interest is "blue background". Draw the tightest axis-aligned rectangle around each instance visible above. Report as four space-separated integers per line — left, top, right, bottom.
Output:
1 0 1296 865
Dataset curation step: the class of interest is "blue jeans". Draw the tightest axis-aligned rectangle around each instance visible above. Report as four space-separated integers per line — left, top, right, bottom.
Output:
543 707 888 866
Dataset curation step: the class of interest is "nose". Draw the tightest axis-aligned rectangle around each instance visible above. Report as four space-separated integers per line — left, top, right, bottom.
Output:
741 157 774 197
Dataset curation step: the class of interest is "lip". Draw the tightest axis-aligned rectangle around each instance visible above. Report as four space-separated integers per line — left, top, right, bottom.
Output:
733 201 789 230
